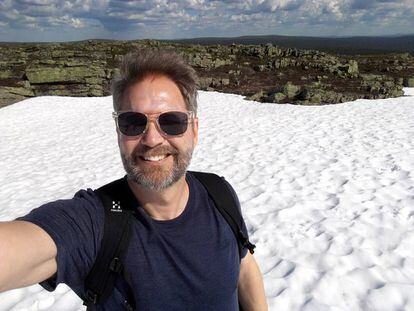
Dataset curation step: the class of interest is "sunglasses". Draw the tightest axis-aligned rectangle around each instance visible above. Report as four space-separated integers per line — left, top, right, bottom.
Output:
112 110 195 137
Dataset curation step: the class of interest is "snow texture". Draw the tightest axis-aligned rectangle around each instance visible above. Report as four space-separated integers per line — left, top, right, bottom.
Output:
0 89 414 311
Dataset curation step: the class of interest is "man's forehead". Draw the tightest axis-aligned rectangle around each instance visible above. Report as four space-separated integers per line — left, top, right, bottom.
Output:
130 75 181 96
121 77 186 111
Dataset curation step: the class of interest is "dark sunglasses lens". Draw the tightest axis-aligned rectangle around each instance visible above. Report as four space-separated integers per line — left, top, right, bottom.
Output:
118 112 147 136
159 112 189 136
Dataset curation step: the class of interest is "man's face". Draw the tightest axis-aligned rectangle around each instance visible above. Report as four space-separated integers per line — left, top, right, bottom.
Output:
117 75 198 191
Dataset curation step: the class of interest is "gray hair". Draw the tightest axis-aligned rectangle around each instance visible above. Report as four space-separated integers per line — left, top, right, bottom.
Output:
112 49 198 113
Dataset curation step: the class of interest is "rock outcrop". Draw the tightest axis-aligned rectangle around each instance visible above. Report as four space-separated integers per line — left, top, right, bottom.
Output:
1 40 413 107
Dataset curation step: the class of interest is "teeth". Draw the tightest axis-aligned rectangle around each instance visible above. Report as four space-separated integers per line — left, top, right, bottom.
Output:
143 155 167 162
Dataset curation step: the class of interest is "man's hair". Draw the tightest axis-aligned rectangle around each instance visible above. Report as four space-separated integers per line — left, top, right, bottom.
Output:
112 49 198 113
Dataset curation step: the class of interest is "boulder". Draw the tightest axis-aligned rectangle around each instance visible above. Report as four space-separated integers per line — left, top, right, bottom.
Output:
298 88 310 100
295 88 323 104
346 60 359 75
283 82 301 98
316 90 343 104
32 83 97 97
253 65 266 72
213 58 228 68
247 91 266 102
0 78 32 104
89 85 105 97
268 92 286 103
221 78 230 86
190 55 213 68
361 74 383 81
197 77 213 89
264 44 283 57
403 77 414 87
0 93 27 108
0 85 35 107
0 70 20 79
389 87 404 97
64 59 92 67
273 58 291 69
210 77 230 87
228 70 240 75
26 66 106 84
1 85 33 97
363 80 382 92
309 93 322 104
395 78 404 85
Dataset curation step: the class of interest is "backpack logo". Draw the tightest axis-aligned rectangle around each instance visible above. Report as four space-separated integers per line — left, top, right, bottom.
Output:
111 201 122 212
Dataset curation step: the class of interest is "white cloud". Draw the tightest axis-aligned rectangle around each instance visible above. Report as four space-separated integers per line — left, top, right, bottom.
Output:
0 0 413 40
67 17 85 28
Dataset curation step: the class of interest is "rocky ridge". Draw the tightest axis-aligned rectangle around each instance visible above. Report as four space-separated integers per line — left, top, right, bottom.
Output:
1 40 414 108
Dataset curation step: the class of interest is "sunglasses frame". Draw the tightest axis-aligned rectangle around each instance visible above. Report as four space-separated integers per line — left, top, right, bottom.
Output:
112 110 196 137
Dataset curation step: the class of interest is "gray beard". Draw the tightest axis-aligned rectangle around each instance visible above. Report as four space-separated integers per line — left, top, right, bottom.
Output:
121 146 193 192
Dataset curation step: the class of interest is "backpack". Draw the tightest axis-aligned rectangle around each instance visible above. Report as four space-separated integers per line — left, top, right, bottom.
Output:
83 171 255 310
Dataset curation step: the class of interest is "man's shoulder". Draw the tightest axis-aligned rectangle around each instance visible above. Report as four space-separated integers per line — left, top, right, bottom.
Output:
74 188 101 203
17 187 104 227
65 187 104 211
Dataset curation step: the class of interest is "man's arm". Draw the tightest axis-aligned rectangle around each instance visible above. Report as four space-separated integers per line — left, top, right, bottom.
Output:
238 252 268 311
0 220 57 292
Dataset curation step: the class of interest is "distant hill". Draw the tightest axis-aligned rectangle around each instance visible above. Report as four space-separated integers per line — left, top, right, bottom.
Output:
168 35 414 55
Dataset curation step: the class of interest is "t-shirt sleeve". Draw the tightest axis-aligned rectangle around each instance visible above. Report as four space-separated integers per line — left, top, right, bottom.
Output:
16 189 104 296
222 179 250 259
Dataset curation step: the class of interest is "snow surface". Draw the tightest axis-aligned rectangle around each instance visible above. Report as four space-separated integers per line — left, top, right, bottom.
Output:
0 89 414 311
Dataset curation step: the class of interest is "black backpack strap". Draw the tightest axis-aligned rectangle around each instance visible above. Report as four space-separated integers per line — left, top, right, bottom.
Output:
190 171 256 258
83 177 138 310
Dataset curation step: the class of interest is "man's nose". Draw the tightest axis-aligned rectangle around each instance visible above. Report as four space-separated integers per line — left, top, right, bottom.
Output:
140 120 164 147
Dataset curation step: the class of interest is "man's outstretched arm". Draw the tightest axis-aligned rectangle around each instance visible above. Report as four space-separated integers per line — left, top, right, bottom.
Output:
238 252 268 311
0 221 57 292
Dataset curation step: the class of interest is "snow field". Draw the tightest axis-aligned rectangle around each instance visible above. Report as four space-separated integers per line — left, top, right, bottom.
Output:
0 89 413 310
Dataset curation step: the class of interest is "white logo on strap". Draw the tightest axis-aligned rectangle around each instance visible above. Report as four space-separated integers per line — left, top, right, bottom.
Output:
111 201 122 212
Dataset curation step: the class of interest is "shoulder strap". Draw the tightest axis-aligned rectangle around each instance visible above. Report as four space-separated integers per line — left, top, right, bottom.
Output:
83 177 137 310
190 171 256 258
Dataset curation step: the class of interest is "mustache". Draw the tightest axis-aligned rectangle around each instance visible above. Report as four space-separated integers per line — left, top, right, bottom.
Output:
132 145 178 161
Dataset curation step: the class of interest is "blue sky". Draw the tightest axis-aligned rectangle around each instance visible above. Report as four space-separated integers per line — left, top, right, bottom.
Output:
1 0 414 42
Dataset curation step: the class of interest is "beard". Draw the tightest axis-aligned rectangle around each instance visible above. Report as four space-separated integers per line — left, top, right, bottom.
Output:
121 144 193 192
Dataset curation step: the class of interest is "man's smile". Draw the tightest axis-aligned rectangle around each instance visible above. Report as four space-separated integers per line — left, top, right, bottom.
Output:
139 154 171 162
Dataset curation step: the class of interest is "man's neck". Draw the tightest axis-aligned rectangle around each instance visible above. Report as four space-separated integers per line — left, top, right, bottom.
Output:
127 176 190 221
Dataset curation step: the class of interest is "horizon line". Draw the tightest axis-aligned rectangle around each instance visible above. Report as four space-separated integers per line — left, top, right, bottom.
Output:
1 33 414 44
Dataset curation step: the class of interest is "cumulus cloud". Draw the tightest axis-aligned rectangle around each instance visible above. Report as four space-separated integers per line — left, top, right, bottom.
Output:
0 0 413 40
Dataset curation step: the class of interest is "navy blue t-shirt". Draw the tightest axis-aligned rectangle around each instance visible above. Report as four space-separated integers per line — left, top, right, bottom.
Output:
19 172 249 310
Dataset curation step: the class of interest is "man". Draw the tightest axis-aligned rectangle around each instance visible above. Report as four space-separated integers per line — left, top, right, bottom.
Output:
0 49 267 310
